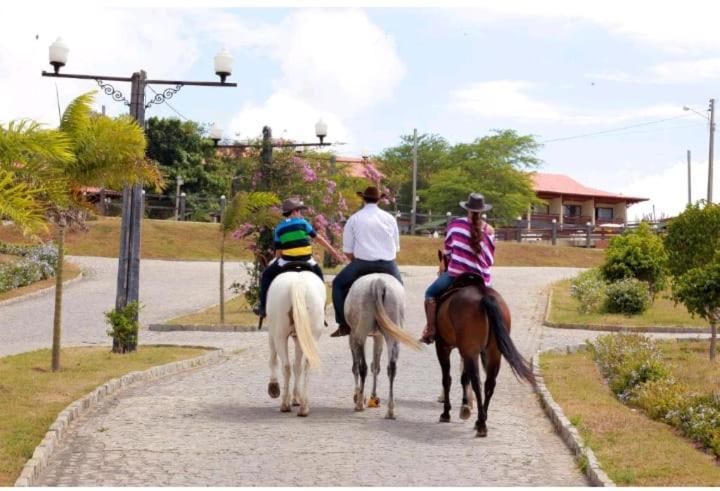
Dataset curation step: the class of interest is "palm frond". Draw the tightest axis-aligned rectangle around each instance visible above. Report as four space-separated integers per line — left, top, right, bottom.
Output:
0 168 48 234
222 191 280 233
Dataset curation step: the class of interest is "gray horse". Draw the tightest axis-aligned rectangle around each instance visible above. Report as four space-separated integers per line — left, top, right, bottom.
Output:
345 273 421 419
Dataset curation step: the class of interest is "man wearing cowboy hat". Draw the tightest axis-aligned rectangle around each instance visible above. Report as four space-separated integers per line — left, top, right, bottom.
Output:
419 192 495 344
255 197 344 319
330 186 402 337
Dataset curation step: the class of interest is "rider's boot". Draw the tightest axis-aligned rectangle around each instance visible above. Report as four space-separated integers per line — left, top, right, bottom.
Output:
330 323 351 337
419 298 437 344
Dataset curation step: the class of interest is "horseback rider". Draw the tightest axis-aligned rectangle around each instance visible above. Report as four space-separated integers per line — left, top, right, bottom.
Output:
419 192 496 344
255 197 344 319
329 186 402 337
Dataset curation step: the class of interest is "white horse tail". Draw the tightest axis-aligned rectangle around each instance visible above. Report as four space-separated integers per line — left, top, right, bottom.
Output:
372 278 421 351
291 277 321 369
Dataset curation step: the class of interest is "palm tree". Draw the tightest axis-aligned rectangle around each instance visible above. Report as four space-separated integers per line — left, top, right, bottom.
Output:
0 120 73 234
219 191 279 323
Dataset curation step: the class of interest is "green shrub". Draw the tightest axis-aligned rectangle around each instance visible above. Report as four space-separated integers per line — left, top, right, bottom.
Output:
589 334 668 399
601 222 667 295
0 243 59 293
569 268 606 314
604 278 650 315
105 301 140 353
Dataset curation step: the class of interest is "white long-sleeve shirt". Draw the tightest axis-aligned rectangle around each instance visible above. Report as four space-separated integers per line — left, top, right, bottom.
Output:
342 204 400 261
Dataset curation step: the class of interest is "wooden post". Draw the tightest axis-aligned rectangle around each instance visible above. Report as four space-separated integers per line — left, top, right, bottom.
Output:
585 222 592 248
51 221 65 372
179 193 186 221
219 195 227 325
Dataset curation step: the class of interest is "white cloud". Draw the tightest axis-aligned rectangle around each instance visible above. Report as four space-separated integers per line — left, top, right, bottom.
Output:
209 8 405 151
621 158 717 220
0 6 201 126
451 1 720 53
590 57 720 85
451 80 681 125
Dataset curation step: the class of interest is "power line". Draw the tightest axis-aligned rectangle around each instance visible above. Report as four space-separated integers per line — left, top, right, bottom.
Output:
539 114 692 144
146 84 190 121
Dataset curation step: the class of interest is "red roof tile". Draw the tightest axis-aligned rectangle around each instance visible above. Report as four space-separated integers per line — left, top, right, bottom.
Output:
532 173 647 203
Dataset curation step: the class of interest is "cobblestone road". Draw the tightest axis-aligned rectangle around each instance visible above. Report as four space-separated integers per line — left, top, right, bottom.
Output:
38 266 593 486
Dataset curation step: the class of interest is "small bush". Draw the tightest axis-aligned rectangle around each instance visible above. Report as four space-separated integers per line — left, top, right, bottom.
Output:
590 334 668 399
569 268 606 314
604 278 650 315
0 242 59 294
105 301 140 353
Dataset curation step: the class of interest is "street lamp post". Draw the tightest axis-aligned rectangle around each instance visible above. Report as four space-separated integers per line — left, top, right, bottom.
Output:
43 38 237 315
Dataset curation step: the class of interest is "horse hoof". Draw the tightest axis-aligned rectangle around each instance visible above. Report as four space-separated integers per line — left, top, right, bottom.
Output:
268 382 280 399
297 411 308 417
368 396 380 408
280 405 292 413
460 406 472 420
476 429 488 438
385 413 396 420
292 401 300 407
439 414 451 423
437 395 445 403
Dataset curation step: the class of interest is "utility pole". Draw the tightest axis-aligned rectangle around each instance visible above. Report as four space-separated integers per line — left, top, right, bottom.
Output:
410 128 418 235
688 150 692 206
709 98 715 203
260 126 272 191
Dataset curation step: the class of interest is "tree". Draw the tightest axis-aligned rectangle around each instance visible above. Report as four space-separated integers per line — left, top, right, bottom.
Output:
146 117 234 220
601 222 668 297
665 201 720 359
378 130 542 223
0 120 73 234
219 191 279 323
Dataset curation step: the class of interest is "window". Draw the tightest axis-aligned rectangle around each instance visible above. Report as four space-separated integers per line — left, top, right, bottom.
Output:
564 204 582 217
532 203 549 215
596 207 614 220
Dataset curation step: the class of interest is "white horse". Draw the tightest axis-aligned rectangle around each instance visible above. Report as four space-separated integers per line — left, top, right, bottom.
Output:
345 273 421 419
266 270 326 417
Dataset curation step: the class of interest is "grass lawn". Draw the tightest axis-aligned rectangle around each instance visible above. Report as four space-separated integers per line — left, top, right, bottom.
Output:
541 343 720 486
0 346 207 486
0 218 604 267
547 278 706 329
0 262 82 303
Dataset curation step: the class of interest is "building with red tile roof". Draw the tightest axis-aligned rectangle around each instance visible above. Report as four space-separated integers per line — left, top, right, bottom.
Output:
529 172 648 227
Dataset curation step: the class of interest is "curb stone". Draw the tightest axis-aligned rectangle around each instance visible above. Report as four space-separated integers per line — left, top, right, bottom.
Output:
533 344 616 487
0 270 84 308
543 283 710 334
149 323 262 332
14 348 226 487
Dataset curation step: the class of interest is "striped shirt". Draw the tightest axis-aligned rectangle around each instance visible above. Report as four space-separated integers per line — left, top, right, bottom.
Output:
273 217 317 261
443 217 495 285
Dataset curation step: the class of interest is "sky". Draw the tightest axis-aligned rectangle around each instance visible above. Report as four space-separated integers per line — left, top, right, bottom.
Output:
2 0 720 219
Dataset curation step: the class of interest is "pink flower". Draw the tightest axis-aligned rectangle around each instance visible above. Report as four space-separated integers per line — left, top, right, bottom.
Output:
232 222 254 239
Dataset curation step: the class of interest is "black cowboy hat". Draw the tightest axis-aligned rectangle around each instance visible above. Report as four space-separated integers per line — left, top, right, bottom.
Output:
356 186 386 200
459 192 493 213
281 197 307 214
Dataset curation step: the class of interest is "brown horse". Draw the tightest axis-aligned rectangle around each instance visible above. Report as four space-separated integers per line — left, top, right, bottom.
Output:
434 252 535 437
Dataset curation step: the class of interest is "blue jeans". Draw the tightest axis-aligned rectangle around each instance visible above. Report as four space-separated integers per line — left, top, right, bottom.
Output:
425 272 454 300
332 258 403 326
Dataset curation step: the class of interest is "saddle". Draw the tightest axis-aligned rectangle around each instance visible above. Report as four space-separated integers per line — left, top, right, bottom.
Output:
437 273 488 307
278 261 315 274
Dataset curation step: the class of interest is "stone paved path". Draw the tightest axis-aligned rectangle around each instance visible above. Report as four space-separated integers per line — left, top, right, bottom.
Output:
38 266 592 486
0 256 249 357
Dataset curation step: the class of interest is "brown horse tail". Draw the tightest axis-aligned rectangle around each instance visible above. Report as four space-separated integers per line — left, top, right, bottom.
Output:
372 279 422 351
481 295 536 386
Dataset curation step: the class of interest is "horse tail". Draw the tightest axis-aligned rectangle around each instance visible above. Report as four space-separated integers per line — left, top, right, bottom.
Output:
481 295 535 385
291 277 321 369
372 279 421 351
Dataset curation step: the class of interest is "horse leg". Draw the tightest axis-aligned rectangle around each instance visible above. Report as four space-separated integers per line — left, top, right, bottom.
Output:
291 336 302 406
465 356 487 437
385 338 399 420
297 356 311 417
351 338 368 411
482 347 501 416
277 336 292 412
268 334 280 398
459 362 472 420
369 334 383 408
436 340 452 422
